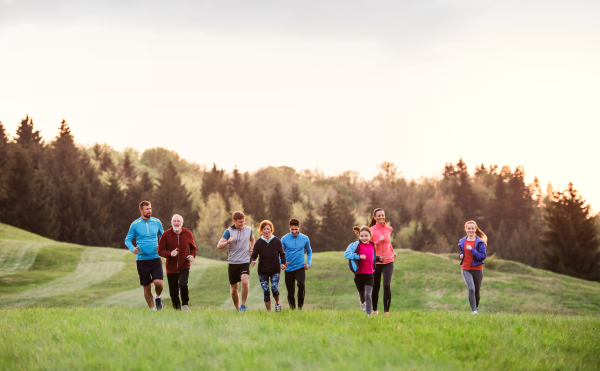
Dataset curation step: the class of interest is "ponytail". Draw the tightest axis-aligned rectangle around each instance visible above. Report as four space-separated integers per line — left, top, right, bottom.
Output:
353 225 373 238
368 208 384 228
465 220 488 245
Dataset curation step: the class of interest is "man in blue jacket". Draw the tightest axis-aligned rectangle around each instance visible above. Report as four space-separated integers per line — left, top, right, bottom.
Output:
125 201 165 310
281 218 312 310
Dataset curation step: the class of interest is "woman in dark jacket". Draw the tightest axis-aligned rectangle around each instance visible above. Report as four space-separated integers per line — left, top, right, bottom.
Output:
251 220 286 312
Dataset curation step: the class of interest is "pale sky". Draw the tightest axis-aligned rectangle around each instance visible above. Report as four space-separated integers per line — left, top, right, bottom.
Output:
1 0 599 209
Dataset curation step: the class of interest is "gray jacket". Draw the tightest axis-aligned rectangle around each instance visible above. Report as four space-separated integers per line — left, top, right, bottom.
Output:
224 225 253 264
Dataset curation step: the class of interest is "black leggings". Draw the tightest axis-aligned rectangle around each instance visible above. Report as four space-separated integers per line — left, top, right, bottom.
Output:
167 268 190 309
372 262 393 312
285 268 306 309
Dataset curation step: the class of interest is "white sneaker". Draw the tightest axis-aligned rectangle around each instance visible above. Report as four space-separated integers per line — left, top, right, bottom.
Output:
360 302 366 312
275 304 281 312
471 310 478 315
182 305 191 312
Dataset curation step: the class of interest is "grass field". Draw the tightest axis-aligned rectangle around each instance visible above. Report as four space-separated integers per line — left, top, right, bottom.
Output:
1 222 600 370
1 308 599 371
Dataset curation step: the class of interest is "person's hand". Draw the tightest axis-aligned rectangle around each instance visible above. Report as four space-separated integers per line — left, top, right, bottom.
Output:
304 262 310 270
280 264 286 270
459 254 464 259
392 251 398 259
250 261 256 267
228 236 235 244
187 255 194 262
133 246 139 254
360 254 366 260
466 245 473 251
379 235 385 242
171 248 178 257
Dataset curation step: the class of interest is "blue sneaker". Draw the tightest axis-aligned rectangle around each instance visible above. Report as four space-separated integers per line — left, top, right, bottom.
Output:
240 305 247 312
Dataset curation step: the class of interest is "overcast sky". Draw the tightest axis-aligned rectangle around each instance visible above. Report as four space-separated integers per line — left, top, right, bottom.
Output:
1 0 599 208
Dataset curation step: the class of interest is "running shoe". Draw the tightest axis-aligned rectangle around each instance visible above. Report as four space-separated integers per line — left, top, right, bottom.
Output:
298 308 303 311
155 297 163 310
372 310 378 315
275 304 281 312
471 310 478 315
182 305 191 312
360 302 366 312
240 304 247 312
384 312 390 317
150 307 157 311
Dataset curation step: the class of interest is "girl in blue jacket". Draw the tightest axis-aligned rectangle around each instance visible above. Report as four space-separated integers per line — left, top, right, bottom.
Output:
344 226 384 317
458 220 487 315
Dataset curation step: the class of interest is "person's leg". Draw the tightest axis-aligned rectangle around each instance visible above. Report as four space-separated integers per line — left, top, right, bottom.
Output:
167 273 181 309
364 285 373 316
230 283 240 310
354 274 365 304
285 270 296 309
272 273 280 305
472 270 483 310
241 273 250 306
259 274 271 311
142 284 154 308
372 264 383 312
296 269 306 309
153 280 164 296
179 268 190 306
461 270 477 312
382 262 394 313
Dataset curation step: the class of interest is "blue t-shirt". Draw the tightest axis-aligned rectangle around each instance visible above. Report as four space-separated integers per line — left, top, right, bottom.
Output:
222 228 253 240
281 232 312 271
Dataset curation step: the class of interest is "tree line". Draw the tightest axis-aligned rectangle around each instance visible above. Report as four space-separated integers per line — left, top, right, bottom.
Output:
0 116 598 281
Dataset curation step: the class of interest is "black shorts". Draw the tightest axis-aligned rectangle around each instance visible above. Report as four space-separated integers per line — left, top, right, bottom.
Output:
137 258 164 286
354 273 374 291
228 263 250 285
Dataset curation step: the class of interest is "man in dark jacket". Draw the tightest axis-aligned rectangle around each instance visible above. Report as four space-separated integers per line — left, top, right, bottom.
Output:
158 214 197 311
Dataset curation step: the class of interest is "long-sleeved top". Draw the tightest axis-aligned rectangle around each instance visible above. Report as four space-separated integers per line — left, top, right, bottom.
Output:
250 236 286 275
281 232 312 271
458 236 487 268
370 223 395 264
125 217 164 260
158 227 197 274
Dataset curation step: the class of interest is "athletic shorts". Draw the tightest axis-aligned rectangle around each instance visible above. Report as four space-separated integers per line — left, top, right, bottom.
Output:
136 258 164 286
228 263 250 285
354 273 374 291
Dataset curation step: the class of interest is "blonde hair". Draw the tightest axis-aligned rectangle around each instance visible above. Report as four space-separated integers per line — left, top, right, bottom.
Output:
353 226 372 238
260 220 274 234
464 220 488 245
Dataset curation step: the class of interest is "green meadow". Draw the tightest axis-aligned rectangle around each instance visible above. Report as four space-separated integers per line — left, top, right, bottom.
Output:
1 222 600 370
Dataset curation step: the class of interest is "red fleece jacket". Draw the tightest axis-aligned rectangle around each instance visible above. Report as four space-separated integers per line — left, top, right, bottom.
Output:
158 227 197 273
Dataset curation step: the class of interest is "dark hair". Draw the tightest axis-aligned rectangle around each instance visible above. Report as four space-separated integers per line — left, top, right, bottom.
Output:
232 211 245 221
368 208 384 227
289 218 300 227
260 220 274 234
139 200 151 210
353 225 372 237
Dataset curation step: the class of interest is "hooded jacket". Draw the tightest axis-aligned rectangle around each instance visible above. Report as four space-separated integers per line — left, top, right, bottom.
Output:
344 240 382 273
158 227 197 274
457 236 487 268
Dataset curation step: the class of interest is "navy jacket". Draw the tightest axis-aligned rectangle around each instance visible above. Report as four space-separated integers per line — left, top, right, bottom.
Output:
458 236 487 268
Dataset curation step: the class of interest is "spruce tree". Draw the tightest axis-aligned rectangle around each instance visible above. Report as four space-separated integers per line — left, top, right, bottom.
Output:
121 153 137 183
336 196 357 248
302 210 321 249
268 182 291 237
105 171 128 247
542 183 600 281
15 115 43 148
291 183 301 204
153 161 193 228
319 197 337 251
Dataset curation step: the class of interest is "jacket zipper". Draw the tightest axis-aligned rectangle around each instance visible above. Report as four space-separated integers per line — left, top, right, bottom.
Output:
177 234 180 271
146 221 149 234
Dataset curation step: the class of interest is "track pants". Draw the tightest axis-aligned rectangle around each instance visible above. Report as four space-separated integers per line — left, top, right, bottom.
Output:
285 268 306 309
167 268 190 309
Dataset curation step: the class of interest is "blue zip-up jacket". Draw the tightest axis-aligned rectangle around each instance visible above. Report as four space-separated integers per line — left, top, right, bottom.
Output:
281 233 313 271
458 236 487 267
125 217 164 261
344 240 378 272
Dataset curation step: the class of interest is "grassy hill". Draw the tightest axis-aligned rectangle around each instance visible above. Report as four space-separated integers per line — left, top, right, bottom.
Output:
1 222 599 314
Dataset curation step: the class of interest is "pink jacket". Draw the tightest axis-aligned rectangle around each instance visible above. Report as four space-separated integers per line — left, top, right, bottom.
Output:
370 223 395 264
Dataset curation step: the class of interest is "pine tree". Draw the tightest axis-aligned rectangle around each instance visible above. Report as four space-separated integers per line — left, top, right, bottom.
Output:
302 210 321 249
105 171 128 247
100 149 115 172
542 183 600 281
153 161 193 228
291 183 301 204
319 197 337 251
202 163 226 200
244 183 267 222
268 182 291 237
0 122 9 199
121 152 137 183
15 115 43 148
335 196 357 248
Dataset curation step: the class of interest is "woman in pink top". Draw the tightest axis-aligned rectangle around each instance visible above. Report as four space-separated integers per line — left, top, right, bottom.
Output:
369 208 397 316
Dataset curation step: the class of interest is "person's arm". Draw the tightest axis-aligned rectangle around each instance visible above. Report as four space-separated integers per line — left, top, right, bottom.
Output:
158 221 164 240
277 240 286 269
250 241 259 263
458 241 464 259
249 234 255 254
189 234 197 258
470 241 487 260
305 237 313 268
217 230 231 249
344 243 360 260
157 233 171 258
124 224 137 254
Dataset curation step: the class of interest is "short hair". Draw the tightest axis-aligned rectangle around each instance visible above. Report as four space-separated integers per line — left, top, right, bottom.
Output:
172 214 183 221
259 220 274 234
139 201 151 209
232 211 245 221
289 218 300 227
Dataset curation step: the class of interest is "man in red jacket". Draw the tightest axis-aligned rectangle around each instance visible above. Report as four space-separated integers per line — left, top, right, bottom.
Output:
158 214 197 311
